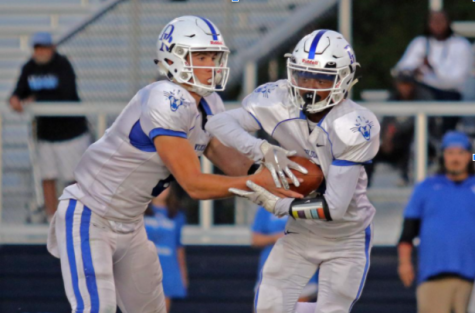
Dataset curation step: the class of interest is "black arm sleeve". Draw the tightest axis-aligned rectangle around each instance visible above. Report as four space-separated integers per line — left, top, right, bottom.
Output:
398 218 421 245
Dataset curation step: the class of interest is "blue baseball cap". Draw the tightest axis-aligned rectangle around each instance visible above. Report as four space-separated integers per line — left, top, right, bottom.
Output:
441 131 472 151
31 32 53 47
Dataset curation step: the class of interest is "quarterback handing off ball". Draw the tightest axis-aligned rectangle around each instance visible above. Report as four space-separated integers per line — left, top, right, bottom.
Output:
287 156 324 196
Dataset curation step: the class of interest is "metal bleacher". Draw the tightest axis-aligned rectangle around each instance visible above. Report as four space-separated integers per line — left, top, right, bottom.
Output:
0 0 105 103
0 0 109 224
0 0 321 224
56 0 316 102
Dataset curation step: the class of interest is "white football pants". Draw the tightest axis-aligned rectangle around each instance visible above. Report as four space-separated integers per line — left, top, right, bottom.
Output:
47 199 166 313
255 225 373 313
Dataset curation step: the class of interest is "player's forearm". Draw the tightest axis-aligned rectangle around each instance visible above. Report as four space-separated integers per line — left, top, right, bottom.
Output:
177 247 188 286
206 109 264 162
204 137 254 176
181 172 254 200
398 242 413 264
251 233 281 247
323 164 360 221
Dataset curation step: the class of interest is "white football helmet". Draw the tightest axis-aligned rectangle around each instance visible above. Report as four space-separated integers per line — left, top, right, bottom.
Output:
156 16 230 97
285 29 359 114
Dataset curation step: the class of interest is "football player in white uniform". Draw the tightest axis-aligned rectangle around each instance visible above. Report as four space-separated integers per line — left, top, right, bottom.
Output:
46 16 301 313
206 30 380 313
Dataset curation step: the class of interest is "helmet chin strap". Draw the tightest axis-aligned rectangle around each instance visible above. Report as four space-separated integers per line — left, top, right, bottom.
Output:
345 78 359 97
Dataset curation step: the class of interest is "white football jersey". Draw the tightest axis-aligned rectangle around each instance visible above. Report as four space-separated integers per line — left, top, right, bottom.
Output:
60 80 224 222
208 79 380 237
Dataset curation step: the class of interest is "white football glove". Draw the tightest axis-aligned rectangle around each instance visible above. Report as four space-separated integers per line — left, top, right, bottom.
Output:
229 181 293 217
260 141 308 190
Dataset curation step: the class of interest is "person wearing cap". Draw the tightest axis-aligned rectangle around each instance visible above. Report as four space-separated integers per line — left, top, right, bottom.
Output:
397 131 475 313
9 32 89 221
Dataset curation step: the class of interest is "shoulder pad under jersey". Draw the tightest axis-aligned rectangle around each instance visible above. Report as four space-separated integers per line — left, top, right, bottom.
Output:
242 80 295 134
330 101 380 163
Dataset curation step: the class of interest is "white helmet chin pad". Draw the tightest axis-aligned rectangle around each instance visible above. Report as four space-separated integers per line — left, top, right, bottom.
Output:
286 29 358 114
156 16 230 95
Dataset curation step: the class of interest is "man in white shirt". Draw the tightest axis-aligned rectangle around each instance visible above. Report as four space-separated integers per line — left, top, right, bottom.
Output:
394 10 473 134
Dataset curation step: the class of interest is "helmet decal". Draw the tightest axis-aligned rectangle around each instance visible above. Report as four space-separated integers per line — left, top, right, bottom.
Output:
159 25 175 52
308 29 328 60
197 16 219 40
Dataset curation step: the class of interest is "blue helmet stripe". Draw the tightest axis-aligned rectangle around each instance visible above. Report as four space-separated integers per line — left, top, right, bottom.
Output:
308 30 327 60
198 16 219 40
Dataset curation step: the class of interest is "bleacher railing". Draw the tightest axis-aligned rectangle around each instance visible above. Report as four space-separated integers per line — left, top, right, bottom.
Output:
1 101 474 245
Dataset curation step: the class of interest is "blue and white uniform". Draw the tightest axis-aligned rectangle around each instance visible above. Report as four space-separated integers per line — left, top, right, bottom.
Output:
206 79 380 313
47 80 224 313
145 205 187 298
252 207 318 298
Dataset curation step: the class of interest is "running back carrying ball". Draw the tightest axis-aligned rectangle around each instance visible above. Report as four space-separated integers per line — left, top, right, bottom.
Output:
287 156 324 196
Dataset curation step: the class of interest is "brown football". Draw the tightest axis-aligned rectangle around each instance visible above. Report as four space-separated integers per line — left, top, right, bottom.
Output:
287 156 324 196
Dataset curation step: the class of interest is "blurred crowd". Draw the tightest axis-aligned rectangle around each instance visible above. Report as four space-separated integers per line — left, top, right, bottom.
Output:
367 10 474 187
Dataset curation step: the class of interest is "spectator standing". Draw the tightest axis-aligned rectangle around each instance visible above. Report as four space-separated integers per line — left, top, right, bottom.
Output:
397 131 475 313
366 71 434 187
9 32 89 220
145 183 188 312
394 10 473 136
252 206 318 305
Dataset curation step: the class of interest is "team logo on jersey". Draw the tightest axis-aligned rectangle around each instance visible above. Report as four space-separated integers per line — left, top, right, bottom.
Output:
255 83 278 98
351 116 374 141
164 90 186 112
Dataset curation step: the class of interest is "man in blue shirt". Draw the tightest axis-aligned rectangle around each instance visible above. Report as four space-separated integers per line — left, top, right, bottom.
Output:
144 184 188 312
398 131 475 313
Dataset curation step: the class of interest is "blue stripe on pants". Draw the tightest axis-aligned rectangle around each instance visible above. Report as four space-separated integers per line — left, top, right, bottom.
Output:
349 225 372 311
80 206 100 313
66 199 85 312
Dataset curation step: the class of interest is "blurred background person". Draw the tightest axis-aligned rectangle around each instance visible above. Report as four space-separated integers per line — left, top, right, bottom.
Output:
366 71 434 187
145 182 188 313
393 10 473 138
397 131 475 313
251 206 318 307
8 31 89 221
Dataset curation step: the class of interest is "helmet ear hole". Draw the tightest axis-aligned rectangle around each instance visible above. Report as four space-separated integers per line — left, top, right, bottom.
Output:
164 58 174 66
